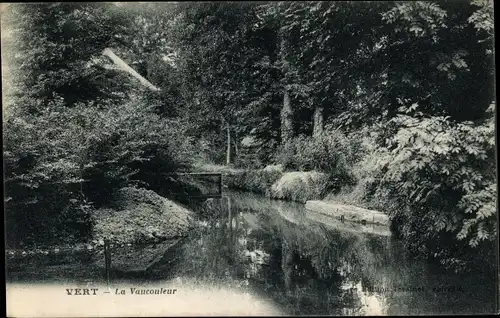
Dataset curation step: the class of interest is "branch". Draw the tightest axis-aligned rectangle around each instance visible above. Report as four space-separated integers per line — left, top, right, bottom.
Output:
102 48 160 92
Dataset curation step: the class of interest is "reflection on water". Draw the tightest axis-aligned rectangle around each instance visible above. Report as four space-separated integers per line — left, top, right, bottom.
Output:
6 190 496 316
157 190 496 316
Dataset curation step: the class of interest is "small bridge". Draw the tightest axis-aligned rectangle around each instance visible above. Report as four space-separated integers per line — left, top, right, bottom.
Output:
177 172 223 199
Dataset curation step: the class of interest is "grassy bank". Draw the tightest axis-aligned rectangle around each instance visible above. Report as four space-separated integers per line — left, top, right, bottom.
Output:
196 163 334 203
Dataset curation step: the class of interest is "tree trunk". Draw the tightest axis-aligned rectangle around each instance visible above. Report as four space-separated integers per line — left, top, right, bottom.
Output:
281 89 294 144
280 38 294 145
102 48 160 92
226 124 231 165
313 106 324 138
227 196 232 240
233 130 239 157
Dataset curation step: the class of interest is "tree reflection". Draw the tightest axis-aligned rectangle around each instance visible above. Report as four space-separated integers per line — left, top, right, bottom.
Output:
162 191 494 315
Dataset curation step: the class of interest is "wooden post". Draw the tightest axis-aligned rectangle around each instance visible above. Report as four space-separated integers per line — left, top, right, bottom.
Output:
104 238 111 289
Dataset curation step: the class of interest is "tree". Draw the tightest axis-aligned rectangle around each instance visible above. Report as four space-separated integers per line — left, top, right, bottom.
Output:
170 2 282 163
338 0 495 127
255 1 303 145
2 3 138 112
346 0 497 272
2 3 194 247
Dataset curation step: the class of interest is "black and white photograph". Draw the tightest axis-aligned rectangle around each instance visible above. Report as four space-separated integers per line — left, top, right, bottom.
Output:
2 1 498 316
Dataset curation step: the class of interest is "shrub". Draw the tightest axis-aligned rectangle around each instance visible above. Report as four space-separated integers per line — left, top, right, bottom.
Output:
4 98 96 247
81 99 195 205
360 104 497 273
4 96 195 248
275 130 363 189
269 171 332 203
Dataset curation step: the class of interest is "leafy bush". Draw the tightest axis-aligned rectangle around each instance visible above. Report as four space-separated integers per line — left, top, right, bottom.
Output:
359 104 496 273
4 97 95 247
222 167 333 203
82 98 195 205
275 130 363 189
269 171 332 203
4 96 195 248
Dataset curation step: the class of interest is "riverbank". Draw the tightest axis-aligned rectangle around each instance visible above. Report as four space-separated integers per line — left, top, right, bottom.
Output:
196 163 333 203
194 164 497 276
195 163 388 223
6 189 497 316
6 186 195 278
7 187 194 251
93 187 193 245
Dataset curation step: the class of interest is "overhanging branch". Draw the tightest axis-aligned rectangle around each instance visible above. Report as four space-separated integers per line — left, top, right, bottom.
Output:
102 48 160 92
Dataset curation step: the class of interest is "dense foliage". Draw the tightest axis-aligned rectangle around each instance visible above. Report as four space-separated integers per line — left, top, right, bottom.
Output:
358 104 496 272
3 3 194 247
2 1 496 273
276 129 363 183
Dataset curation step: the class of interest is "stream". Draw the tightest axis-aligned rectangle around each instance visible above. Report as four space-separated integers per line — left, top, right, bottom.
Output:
6 190 497 315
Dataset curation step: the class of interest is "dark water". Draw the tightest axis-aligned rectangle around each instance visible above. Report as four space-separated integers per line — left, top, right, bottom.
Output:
6 190 498 315
163 190 497 316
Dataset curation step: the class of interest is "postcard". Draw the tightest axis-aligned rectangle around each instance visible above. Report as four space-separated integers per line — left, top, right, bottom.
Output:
3 1 498 316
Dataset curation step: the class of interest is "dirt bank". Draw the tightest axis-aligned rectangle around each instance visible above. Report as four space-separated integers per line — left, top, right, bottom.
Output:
92 187 194 246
